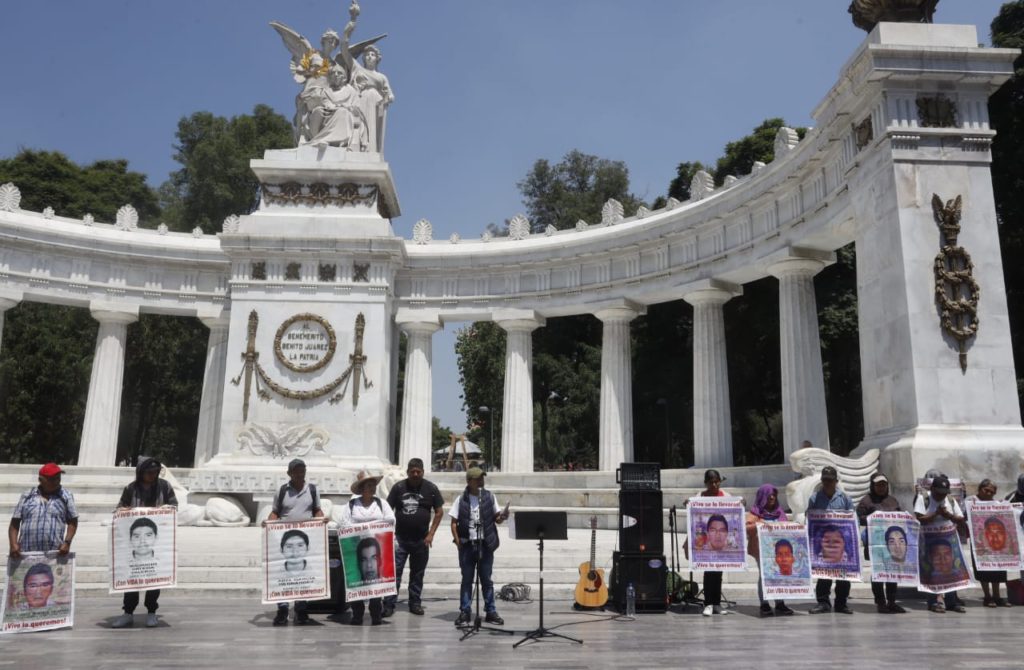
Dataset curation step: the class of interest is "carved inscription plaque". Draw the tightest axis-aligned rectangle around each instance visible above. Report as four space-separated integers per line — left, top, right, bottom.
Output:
274 313 337 373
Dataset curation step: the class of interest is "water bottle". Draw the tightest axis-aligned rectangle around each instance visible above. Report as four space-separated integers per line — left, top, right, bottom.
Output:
625 582 636 616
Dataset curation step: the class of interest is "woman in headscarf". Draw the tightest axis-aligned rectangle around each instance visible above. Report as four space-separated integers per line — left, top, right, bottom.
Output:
855 472 905 613
746 484 793 616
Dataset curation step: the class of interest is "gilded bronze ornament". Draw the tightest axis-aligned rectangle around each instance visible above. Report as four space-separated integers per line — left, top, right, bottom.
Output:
932 194 979 372
917 95 958 128
849 0 938 32
854 116 874 152
273 313 337 373
261 182 378 207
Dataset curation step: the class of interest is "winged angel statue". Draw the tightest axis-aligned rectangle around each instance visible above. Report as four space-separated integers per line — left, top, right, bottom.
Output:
271 1 394 152
785 447 880 522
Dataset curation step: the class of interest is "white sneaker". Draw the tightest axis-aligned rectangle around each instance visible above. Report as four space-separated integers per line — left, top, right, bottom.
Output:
145 613 158 628
702 605 713 617
713 605 731 615
112 613 133 628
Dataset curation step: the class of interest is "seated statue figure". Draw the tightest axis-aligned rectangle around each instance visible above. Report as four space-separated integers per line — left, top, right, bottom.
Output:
306 65 368 151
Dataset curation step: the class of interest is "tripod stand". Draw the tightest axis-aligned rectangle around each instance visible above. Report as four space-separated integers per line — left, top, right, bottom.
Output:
513 512 582 648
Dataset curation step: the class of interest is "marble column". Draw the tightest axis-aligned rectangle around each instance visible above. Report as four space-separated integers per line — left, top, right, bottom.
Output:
684 285 739 467
768 257 830 459
497 314 544 473
398 321 441 472
596 305 642 471
193 316 230 467
0 295 21 356
78 304 138 466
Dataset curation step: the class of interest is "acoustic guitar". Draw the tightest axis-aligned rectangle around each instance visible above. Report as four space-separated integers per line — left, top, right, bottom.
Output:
574 516 609 609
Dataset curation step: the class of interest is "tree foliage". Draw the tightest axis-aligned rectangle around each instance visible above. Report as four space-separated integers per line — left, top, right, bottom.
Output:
161 104 293 233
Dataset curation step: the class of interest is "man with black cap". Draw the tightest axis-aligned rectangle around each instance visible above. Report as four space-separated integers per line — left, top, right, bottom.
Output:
111 457 178 628
807 466 856 614
266 458 324 625
383 458 444 617
450 466 508 626
8 463 78 558
914 473 966 613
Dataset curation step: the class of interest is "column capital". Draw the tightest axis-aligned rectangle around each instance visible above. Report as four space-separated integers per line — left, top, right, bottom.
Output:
89 301 139 325
394 307 441 328
593 299 644 323
400 321 442 336
765 248 835 279
198 308 230 330
682 280 742 306
0 288 23 311
494 308 544 332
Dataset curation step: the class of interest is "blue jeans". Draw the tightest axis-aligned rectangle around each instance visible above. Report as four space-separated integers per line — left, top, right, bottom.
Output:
458 541 496 614
385 537 429 609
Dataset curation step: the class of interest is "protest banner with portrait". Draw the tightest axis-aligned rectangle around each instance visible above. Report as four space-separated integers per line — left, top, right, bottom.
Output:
757 522 813 599
807 510 862 581
867 511 920 586
1012 503 1024 570
262 518 330 604
338 520 396 601
918 521 973 594
110 507 177 593
688 497 746 571
965 499 1021 572
1 552 75 634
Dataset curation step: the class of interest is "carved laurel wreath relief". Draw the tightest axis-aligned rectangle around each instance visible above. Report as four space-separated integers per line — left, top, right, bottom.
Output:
931 194 979 372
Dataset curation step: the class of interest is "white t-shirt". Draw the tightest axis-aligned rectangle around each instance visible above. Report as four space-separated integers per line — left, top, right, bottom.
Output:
339 496 396 528
449 493 498 541
913 493 963 527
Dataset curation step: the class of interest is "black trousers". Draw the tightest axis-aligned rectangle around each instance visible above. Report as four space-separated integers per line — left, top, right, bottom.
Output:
350 598 382 624
385 537 430 608
123 590 160 614
815 579 850 607
870 580 897 604
703 571 723 606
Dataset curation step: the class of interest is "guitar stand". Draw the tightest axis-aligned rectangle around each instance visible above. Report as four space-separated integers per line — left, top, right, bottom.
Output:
513 534 583 648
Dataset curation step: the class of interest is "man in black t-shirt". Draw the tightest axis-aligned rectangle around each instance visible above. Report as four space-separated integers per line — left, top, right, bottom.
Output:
383 458 445 617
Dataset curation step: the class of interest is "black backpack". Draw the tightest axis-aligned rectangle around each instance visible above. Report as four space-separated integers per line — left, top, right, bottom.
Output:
275 483 319 515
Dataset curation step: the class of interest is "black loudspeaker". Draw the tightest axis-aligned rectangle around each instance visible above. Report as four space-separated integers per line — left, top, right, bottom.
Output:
618 490 663 554
610 551 668 612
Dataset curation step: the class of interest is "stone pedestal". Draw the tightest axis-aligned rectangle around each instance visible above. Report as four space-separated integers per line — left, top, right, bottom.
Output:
769 256 831 459
684 284 740 467
497 312 544 473
596 304 642 471
78 303 138 466
397 316 441 472
193 316 230 467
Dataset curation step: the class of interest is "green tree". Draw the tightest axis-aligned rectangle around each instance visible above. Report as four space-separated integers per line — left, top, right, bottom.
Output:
712 118 806 184
161 104 293 233
990 2 1024 413
666 161 707 202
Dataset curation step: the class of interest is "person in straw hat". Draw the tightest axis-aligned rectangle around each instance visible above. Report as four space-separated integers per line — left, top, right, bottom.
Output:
339 470 395 625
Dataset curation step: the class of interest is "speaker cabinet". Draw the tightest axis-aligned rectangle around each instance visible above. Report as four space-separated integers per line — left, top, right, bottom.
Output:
618 490 663 553
610 551 668 612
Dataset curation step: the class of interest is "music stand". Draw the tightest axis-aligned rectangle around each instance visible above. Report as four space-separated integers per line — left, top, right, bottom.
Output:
511 511 583 648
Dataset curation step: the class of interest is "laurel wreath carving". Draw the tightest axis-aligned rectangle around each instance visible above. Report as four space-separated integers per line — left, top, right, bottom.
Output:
932 194 979 372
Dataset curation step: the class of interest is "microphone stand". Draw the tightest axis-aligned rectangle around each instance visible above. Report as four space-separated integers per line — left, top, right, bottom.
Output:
458 520 512 641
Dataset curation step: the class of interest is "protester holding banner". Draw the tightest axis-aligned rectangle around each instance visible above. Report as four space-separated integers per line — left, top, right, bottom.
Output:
967 480 1013 608
807 466 856 615
745 484 794 616
266 458 324 626
8 463 78 559
450 466 508 626
340 470 395 626
915 474 967 613
856 472 907 614
383 458 445 618
694 469 733 617
110 458 177 629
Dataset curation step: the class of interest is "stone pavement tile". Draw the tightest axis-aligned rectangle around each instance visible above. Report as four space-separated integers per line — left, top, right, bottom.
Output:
1 596 1022 669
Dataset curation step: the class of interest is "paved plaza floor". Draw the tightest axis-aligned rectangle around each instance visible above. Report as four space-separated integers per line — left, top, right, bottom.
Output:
2 594 1020 669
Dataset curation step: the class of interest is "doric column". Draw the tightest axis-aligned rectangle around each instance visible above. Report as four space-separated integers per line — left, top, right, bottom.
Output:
193 315 230 467
496 311 544 473
596 303 643 471
684 283 741 467
0 291 22 356
78 303 139 466
768 256 830 459
397 320 442 471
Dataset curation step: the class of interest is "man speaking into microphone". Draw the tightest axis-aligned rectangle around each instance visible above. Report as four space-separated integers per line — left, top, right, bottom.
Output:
449 467 507 626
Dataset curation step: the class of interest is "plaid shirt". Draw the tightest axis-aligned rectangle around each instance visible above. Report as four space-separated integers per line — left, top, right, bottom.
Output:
12 487 78 552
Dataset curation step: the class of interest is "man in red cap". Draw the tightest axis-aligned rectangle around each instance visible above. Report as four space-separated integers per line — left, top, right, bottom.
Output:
8 463 78 557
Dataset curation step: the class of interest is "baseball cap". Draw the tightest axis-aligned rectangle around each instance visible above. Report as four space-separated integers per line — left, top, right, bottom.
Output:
820 466 839 481
287 458 306 472
931 474 951 493
39 463 64 478
466 466 486 480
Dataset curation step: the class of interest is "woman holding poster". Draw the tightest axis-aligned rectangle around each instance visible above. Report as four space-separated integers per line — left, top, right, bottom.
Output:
111 458 177 629
856 472 907 614
695 470 733 618
339 470 395 626
746 484 794 616
967 480 1013 607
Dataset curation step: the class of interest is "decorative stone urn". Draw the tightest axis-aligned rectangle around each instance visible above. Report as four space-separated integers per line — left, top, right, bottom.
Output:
849 0 938 32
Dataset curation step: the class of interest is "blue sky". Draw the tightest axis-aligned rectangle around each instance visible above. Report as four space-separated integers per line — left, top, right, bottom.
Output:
1 1 1010 432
